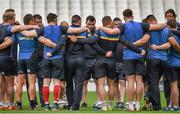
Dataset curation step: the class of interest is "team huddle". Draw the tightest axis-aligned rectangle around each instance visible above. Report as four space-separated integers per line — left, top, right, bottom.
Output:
0 8 180 112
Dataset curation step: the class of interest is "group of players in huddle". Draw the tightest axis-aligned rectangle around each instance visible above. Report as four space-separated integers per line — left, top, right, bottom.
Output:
0 8 180 112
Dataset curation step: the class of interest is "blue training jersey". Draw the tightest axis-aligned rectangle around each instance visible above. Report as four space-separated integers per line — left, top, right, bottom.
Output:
147 27 171 61
118 21 149 60
168 33 180 67
42 25 67 60
0 25 15 57
11 32 37 60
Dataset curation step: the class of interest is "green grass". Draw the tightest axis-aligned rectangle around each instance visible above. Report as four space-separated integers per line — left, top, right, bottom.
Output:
0 92 178 114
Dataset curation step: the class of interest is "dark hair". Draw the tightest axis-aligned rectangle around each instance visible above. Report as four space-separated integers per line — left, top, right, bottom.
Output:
71 15 81 24
167 19 176 29
33 14 42 20
2 13 14 22
146 15 157 21
123 9 133 17
46 13 57 23
102 16 112 26
23 14 33 25
142 18 147 23
165 9 176 18
113 17 121 22
5 9 15 13
86 15 96 22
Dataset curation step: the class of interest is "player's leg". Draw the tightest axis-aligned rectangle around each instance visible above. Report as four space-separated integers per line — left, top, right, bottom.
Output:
146 59 162 110
116 62 126 108
107 78 115 110
16 60 26 110
166 67 179 110
114 80 120 106
97 77 106 110
52 59 64 111
135 75 143 111
106 59 116 111
41 59 51 110
64 55 74 109
135 59 145 111
72 56 85 110
16 73 25 110
95 59 107 111
81 80 88 107
26 59 37 110
0 76 5 110
4 75 15 110
37 62 45 107
119 80 126 107
81 59 93 108
124 60 135 111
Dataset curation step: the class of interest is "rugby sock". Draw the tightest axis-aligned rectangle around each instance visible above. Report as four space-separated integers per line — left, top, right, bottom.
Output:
129 102 134 110
30 100 36 109
42 86 49 104
16 101 22 106
0 102 4 106
135 101 140 110
54 85 60 103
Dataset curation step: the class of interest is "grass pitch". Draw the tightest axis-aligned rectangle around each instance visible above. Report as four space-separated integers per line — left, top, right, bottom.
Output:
0 92 178 114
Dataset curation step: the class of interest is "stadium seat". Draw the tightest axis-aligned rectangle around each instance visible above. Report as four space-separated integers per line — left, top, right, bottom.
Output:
0 0 10 22
34 0 46 23
128 0 141 21
81 0 93 25
116 0 128 21
69 0 81 17
93 0 105 25
175 0 180 21
0 0 179 25
46 0 57 14
163 0 176 11
10 0 22 23
58 0 70 22
140 0 152 19
152 0 165 23
105 0 116 18
22 0 34 16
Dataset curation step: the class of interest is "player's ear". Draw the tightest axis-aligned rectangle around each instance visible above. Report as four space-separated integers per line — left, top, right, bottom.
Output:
123 17 126 22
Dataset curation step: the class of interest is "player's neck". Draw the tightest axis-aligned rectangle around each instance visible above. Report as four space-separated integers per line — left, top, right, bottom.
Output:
48 22 56 26
125 18 133 22
2 22 10 25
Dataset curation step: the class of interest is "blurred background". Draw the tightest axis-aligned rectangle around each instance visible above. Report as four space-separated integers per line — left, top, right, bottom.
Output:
0 0 179 25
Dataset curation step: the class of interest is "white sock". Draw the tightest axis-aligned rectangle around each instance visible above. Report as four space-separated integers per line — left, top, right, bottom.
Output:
136 102 140 109
129 102 134 109
0 102 4 106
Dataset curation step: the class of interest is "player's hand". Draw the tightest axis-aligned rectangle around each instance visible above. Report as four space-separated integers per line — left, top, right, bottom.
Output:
84 27 91 33
106 51 113 57
46 52 52 57
86 27 91 33
150 44 158 50
32 25 40 29
70 36 77 43
140 49 146 56
14 21 20 25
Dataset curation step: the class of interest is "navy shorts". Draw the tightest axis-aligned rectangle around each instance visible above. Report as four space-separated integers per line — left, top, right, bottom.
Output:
165 66 180 82
115 62 125 81
123 59 146 76
84 58 96 80
42 58 64 80
18 59 37 74
0 57 17 76
95 57 116 80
